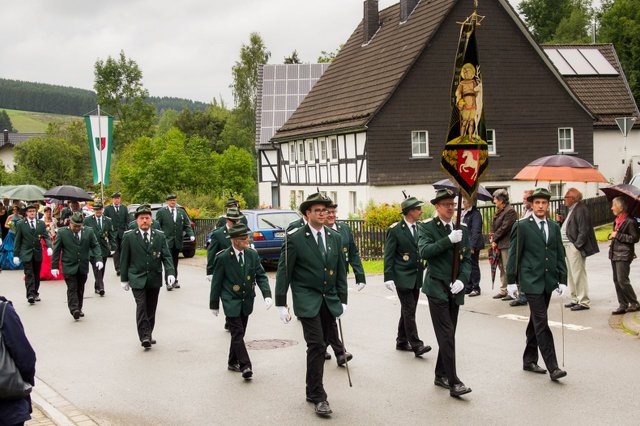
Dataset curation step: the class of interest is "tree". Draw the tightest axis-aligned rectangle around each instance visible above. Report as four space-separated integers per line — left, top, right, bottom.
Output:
94 50 156 148
317 45 342 63
0 110 16 132
156 109 179 136
551 1 592 43
599 0 640 104
212 145 256 206
231 33 270 132
284 50 302 64
519 0 574 42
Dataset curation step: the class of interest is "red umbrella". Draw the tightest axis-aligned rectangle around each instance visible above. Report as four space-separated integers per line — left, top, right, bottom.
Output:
514 155 607 183
601 184 640 217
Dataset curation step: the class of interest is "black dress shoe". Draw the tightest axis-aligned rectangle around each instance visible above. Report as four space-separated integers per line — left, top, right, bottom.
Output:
34 296 41 302
396 342 413 351
166 284 173 291
626 304 640 313
612 307 627 315
336 352 353 366
449 382 472 397
414 345 432 357
492 293 507 299
314 401 332 416
241 367 253 379
228 364 242 372
79 311 85 317
509 299 527 306
324 352 332 360
434 376 450 389
141 339 152 348
98 289 105 296
564 302 577 308
116 271 121 276
469 290 480 297
28 296 35 304
150 338 157 344
172 281 181 289
571 304 590 311
549 368 567 381
72 310 81 320
523 362 547 374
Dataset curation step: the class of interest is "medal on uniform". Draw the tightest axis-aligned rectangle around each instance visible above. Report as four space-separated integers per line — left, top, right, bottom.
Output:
403 254 410 261
246 275 251 280
343 247 348 253
233 285 240 292
329 270 334 276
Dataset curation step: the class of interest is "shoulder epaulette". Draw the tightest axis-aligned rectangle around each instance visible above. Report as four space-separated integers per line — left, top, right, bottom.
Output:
460 222 468 227
215 248 226 257
154 229 165 234
422 218 433 224
287 227 299 235
389 221 399 229
124 229 134 234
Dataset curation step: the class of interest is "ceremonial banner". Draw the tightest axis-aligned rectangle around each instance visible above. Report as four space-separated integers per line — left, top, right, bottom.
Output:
441 10 488 200
84 114 113 185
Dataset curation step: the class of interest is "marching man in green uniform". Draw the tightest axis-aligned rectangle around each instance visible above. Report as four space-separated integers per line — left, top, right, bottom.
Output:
383 195 431 357
418 189 472 397
155 193 195 290
119 205 175 349
103 192 129 276
210 223 272 380
506 187 568 381
13 203 52 304
275 193 348 417
52 212 102 320
206 208 243 279
83 202 116 296
215 197 248 229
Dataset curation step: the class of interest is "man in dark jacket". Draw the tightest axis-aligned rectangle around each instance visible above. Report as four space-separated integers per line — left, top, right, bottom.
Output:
490 189 518 299
461 198 483 296
83 202 116 296
0 296 36 425
558 188 599 311
103 192 129 276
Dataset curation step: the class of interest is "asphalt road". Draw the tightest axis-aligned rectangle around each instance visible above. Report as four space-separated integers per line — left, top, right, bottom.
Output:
3 242 639 425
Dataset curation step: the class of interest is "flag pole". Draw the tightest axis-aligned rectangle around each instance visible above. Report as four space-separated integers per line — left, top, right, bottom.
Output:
97 104 104 202
451 191 463 283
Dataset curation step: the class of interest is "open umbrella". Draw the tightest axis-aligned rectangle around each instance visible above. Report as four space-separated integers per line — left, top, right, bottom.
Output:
0 184 46 201
432 178 494 201
514 154 607 183
44 185 93 201
601 184 640 217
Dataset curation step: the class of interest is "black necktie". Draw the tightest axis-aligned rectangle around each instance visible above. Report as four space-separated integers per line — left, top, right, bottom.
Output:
238 252 244 273
30 220 35 230
98 217 102 230
171 208 176 221
317 232 326 259
144 232 149 245
411 224 417 240
76 232 81 242
540 221 547 243
445 224 452 234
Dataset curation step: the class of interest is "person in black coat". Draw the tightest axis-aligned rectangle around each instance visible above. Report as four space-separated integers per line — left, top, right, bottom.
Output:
0 296 36 426
461 198 483 296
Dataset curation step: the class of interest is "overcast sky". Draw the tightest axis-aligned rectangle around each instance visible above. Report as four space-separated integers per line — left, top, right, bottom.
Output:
1 0 527 106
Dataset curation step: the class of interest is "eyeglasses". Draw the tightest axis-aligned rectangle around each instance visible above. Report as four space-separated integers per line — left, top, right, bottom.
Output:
312 209 328 214
326 210 336 215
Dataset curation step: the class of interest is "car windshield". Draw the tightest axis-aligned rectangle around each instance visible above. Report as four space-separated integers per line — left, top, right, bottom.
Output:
256 212 300 229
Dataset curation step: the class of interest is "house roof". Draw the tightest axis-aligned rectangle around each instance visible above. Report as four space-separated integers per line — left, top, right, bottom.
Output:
543 44 639 128
0 132 43 150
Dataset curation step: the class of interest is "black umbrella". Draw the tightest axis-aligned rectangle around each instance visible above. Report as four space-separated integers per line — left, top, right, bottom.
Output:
44 185 93 202
601 184 640 217
433 178 493 201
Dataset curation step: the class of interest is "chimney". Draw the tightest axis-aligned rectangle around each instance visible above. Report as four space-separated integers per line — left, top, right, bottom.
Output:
363 0 379 44
400 0 419 22
3 129 8 144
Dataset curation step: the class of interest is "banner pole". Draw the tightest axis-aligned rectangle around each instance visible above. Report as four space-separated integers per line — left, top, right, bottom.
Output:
97 104 104 201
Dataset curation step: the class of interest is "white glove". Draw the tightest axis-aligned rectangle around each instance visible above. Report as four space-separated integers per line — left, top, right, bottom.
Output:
189 236 195 241
337 303 347 319
265 297 273 310
13 256 20 265
110 250 116 256
96 261 104 270
384 280 396 292
167 275 176 286
0 237 2 245
212 309 219 316
121 282 130 291
278 306 290 324
448 229 463 244
206 275 212 282
47 247 53 256
557 284 568 297
356 282 366 291
507 284 518 298
51 269 59 277
450 280 464 294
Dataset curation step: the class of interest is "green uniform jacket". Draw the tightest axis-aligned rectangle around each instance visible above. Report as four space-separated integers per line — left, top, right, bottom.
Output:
383 220 424 289
83 215 116 257
506 217 567 294
286 217 306 232
127 219 160 231
210 246 271 316
275 224 348 318
155 206 194 250
418 218 471 305
120 228 175 289
334 222 366 283
52 227 101 275
216 214 248 229
103 204 129 238
206 226 231 275
14 218 52 262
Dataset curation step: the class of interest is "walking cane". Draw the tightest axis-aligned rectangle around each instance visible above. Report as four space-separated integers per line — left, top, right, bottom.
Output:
337 319 353 387
560 295 565 367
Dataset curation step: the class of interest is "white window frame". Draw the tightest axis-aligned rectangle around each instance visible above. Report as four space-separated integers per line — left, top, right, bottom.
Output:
550 183 564 199
289 144 296 163
307 140 316 161
411 130 429 157
319 138 327 161
558 127 574 153
298 141 305 163
349 191 357 214
486 129 496 155
329 137 339 161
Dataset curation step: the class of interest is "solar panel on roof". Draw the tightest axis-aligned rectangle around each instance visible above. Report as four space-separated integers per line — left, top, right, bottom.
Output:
579 49 618 75
557 49 597 74
544 49 575 75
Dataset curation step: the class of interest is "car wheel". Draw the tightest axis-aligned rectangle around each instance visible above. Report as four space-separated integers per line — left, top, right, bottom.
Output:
182 248 196 258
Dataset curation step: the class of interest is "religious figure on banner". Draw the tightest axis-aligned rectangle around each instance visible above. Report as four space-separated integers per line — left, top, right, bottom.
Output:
455 63 483 141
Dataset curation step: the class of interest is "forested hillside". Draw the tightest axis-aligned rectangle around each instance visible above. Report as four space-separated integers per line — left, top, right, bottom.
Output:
0 78 208 116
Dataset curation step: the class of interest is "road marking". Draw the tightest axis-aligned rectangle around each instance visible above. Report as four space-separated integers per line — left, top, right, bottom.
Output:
498 314 592 331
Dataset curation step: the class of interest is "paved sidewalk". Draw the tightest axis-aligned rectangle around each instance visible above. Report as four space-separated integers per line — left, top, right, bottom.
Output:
621 310 640 336
26 377 98 426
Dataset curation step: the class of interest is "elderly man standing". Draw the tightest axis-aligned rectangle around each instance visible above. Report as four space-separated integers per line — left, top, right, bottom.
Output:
507 188 568 381
490 189 518 300
384 195 431 357
558 188 599 311
155 193 195 290
52 213 102 320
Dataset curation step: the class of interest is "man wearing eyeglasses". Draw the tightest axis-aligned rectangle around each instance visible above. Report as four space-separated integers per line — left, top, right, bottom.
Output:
383 195 432 358
275 192 348 417
418 189 472 397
